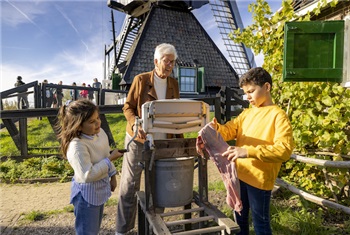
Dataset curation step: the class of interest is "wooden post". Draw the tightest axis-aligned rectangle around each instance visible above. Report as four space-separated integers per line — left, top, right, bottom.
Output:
2 119 21 150
214 96 221 123
99 114 116 147
143 140 152 211
19 118 28 157
225 86 232 123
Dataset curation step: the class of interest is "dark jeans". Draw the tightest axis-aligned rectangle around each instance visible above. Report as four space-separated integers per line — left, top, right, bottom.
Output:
17 93 29 109
235 180 272 235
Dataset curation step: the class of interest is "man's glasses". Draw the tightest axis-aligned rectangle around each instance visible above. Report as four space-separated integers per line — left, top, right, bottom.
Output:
162 58 175 66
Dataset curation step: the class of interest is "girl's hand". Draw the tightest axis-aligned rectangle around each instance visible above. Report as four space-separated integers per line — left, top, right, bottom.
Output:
222 146 247 162
108 149 124 161
110 175 117 192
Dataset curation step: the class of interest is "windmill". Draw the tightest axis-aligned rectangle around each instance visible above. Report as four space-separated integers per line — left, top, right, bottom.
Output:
105 0 255 96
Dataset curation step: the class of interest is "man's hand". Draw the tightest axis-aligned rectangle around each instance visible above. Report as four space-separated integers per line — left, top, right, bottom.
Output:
133 125 146 139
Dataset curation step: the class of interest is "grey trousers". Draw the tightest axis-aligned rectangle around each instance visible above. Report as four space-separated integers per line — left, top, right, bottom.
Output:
116 133 144 233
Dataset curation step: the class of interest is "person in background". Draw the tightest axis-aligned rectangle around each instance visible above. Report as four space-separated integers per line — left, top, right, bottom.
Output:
116 43 182 235
92 78 102 104
88 84 94 101
14 75 29 109
42 79 53 108
70 82 77 101
53 81 64 108
56 99 123 235
79 83 88 99
197 67 294 235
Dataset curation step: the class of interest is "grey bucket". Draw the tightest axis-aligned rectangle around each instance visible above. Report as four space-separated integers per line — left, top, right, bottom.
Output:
154 157 194 207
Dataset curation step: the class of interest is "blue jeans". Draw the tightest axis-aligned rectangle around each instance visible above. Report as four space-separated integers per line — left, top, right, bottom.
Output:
72 192 104 235
235 180 272 235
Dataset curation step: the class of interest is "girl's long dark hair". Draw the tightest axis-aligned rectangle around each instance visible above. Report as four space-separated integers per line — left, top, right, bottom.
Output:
56 99 99 158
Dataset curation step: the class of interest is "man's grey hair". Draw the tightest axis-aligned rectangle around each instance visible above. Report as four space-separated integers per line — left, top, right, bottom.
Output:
154 43 178 61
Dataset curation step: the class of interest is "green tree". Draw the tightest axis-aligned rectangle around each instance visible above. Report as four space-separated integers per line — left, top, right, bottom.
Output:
230 0 349 203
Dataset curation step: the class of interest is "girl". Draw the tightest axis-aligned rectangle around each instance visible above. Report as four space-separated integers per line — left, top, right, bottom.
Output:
57 99 123 235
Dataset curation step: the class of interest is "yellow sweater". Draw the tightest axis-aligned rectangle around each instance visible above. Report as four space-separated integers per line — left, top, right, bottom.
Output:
217 105 294 190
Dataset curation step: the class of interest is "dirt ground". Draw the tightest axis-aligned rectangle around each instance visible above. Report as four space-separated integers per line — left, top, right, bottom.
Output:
0 161 223 235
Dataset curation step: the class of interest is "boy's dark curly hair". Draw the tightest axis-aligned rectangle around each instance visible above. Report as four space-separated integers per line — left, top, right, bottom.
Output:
239 67 272 88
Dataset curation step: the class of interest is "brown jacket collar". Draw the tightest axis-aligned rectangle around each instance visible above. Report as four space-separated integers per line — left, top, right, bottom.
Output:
123 70 182 143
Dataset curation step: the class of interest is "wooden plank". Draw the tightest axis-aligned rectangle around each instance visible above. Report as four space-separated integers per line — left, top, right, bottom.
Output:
276 178 350 215
1 119 20 150
100 114 115 147
172 225 226 235
0 105 124 119
165 215 214 227
138 199 147 235
137 192 170 235
160 207 204 218
153 113 202 117
197 156 209 203
291 154 350 168
48 116 59 137
19 118 27 157
151 138 198 159
194 192 240 234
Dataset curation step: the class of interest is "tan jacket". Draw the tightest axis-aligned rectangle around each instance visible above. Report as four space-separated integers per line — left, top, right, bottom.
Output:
123 70 182 143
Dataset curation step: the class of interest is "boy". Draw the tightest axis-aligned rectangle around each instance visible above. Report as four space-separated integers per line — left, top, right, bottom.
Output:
198 67 294 235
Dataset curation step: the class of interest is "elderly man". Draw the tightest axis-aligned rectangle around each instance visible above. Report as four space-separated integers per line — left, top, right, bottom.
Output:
116 43 181 235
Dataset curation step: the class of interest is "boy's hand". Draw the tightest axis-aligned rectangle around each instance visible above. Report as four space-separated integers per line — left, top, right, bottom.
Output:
197 118 218 157
223 146 247 162
196 136 205 157
110 175 117 192
211 117 218 129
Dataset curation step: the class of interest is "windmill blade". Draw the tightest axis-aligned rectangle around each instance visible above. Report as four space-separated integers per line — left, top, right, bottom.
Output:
209 0 256 77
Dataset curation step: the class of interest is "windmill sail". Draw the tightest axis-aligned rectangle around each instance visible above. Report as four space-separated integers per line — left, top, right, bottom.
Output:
209 0 256 77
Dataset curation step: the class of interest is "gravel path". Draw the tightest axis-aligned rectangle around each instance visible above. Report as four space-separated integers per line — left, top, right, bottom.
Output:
0 161 222 235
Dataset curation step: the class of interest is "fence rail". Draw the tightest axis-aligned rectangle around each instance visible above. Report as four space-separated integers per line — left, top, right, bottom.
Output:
1 84 348 213
276 178 350 214
276 153 350 214
1 84 247 158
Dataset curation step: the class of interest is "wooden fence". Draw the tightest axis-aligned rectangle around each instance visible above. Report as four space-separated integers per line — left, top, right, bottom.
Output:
0 83 247 159
1 83 348 214
277 153 350 214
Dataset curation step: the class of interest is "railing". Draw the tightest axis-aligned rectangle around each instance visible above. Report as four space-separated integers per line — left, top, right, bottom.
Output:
276 153 350 215
0 81 128 110
1 85 349 214
0 85 246 159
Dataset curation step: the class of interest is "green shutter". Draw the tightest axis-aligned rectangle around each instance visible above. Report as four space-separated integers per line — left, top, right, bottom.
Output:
197 67 205 92
283 21 344 82
112 73 121 90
